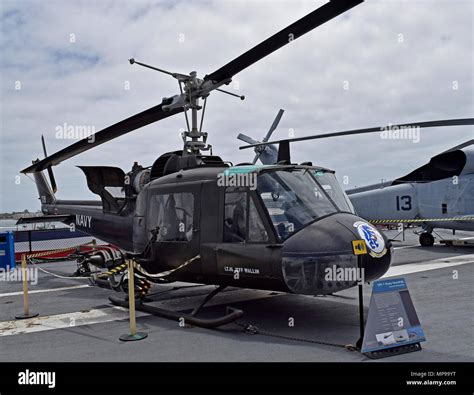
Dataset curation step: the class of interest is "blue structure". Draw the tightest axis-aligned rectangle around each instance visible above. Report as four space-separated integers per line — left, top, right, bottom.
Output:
0 231 16 270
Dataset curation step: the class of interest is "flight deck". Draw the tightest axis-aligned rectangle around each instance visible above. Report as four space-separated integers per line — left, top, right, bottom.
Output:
0 229 472 362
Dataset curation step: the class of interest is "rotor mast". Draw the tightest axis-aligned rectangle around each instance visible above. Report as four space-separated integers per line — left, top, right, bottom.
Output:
182 71 208 156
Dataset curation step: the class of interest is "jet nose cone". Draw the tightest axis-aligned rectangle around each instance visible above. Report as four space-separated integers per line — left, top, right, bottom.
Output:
281 213 392 295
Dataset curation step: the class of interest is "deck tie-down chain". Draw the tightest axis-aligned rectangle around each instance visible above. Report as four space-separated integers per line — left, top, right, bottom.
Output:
234 322 357 351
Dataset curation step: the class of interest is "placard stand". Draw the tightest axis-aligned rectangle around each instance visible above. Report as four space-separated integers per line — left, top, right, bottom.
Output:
359 277 425 359
364 342 422 359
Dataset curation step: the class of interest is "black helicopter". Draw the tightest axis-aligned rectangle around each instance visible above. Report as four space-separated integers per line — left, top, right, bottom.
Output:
22 0 395 326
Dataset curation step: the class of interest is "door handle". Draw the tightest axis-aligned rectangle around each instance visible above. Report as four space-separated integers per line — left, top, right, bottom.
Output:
266 244 283 249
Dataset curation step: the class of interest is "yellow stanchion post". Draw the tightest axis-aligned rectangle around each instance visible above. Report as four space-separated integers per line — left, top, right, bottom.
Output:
15 254 39 320
119 260 147 341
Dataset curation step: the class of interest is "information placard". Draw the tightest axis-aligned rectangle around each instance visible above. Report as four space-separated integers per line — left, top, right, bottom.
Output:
361 278 425 355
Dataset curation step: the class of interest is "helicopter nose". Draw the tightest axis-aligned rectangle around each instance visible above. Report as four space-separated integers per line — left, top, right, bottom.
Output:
281 213 392 295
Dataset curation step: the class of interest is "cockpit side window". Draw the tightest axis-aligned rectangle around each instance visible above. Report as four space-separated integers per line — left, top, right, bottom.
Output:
248 198 269 242
224 191 247 242
223 188 269 243
150 192 194 242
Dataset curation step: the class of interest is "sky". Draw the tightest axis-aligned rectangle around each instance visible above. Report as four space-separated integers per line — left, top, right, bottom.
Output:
0 0 473 212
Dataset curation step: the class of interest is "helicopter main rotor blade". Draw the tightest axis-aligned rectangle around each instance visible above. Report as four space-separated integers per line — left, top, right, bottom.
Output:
239 118 474 150
203 0 363 84
22 103 184 173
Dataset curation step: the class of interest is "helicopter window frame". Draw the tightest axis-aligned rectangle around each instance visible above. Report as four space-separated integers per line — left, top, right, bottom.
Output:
223 187 272 244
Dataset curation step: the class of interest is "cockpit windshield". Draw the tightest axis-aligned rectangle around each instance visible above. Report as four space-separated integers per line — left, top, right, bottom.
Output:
312 171 355 213
257 169 350 240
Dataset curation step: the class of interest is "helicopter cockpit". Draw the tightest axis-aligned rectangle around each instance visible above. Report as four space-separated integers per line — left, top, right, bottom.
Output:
256 168 354 240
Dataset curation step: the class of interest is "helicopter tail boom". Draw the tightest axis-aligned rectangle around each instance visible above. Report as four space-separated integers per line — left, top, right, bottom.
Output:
27 160 133 250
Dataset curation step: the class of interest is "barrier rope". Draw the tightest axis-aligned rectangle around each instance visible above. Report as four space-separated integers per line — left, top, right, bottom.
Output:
370 216 474 224
97 263 128 278
24 241 98 280
132 255 201 279
23 243 199 292
27 258 96 280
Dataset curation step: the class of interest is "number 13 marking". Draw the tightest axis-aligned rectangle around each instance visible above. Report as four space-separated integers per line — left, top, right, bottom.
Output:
396 195 412 211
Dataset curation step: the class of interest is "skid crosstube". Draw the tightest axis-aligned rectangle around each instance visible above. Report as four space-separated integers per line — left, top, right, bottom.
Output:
109 296 244 329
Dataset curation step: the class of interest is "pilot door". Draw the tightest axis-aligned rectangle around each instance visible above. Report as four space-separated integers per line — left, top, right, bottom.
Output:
147 183 201 279
214 186 280 289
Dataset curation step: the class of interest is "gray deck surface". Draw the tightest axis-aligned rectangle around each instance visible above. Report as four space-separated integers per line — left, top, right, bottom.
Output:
0 229 472 362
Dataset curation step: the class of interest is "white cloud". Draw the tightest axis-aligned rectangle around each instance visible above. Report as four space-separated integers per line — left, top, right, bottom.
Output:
1 0 472 211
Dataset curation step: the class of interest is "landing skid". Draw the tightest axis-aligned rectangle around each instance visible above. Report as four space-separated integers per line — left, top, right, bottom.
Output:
109 285 244 329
